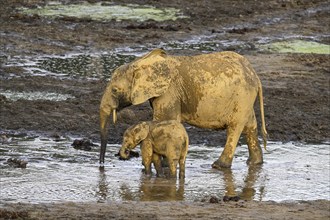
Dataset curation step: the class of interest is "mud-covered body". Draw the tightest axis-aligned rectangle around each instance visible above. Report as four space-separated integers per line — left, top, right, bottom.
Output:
120 120 189 178
100 49 267 168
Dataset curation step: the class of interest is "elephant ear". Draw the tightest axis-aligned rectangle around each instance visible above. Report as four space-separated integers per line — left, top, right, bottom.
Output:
134 122 149 141
130 49 171 105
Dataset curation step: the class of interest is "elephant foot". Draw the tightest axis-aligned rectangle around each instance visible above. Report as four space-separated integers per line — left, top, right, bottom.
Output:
99 166 105 172
156 170 165 178
144 173 152 177
246 157 263 166
212 159 232 169
142 168 152 176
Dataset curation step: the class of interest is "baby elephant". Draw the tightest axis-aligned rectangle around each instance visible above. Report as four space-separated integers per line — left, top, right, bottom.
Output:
119 120 189 179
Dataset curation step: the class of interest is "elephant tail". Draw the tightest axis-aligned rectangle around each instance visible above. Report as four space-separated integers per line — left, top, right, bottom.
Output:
258 80 268 152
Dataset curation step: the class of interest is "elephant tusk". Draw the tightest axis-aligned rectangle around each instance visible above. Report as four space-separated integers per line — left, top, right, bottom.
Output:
112 109 117 124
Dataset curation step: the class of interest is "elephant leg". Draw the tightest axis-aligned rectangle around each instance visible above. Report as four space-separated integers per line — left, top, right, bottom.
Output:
152 153 163 177
178 156 186 179
212 124 244 169
179 138 189 179
168 158 178 178
142 158 152 176
141 144 153 175
244 112 263 165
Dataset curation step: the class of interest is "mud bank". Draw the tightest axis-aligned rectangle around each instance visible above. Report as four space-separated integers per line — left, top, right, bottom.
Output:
1 200 329 220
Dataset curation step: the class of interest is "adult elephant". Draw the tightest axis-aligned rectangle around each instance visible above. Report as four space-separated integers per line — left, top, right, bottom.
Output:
99 49 267 168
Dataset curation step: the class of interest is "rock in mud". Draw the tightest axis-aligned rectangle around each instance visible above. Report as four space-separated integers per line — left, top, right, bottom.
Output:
209 196 220 203
6 158 28 168
223 196 240 202
0 135 12 144
72 138 97 151
0 95 7 103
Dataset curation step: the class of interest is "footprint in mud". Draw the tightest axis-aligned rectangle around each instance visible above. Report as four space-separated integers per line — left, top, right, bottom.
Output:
209 196 220 203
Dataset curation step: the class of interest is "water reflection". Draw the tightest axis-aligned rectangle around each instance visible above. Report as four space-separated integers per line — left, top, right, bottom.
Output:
96 164 264 202
97 167 185 202
138 177 185 201
220 165 264 201
96 168 108 203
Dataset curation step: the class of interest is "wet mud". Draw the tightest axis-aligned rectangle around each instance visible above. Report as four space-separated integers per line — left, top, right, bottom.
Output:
0 0 329 219
1 0 329 145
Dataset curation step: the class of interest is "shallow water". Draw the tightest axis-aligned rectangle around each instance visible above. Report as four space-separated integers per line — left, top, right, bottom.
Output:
0 135 329 204
3 35 329 80
3 52 137 79
0 91 74 101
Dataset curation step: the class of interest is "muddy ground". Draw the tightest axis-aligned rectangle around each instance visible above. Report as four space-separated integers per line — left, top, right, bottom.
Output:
0 0 329 219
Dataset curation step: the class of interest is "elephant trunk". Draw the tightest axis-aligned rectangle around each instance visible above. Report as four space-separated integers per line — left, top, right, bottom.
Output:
99 107 117 165
119 145 130 160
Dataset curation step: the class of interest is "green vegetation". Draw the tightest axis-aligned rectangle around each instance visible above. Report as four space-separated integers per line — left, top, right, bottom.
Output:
20 2 188 22
261 40 330 54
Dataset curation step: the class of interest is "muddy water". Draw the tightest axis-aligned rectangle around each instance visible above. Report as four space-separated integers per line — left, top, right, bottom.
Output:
0 91 74 101
3 52 137 79
0 135 329 203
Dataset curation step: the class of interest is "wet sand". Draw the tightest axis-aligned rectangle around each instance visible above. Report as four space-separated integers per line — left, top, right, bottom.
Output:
1 200 329 220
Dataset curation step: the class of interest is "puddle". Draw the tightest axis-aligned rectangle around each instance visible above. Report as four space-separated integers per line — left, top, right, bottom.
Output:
2 38 252 79
0 91 74 101
3 52 137 79
161 38 254 53
20 2 188 22
35 53 137 79
0 134 329 203
259 40 330 54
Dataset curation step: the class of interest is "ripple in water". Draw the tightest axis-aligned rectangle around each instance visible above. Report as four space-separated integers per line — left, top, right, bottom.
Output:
0 136 329 203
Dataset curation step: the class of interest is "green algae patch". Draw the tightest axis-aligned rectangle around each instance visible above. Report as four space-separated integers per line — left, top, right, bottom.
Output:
20 2 188 22
260 40 330 54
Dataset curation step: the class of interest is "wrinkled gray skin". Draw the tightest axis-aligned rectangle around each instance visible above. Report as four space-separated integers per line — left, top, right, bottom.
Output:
100 49 267 168
119 120 189 179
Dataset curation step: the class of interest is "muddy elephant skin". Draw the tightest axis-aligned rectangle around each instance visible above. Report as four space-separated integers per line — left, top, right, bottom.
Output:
100 49 267 168
119 120 189 179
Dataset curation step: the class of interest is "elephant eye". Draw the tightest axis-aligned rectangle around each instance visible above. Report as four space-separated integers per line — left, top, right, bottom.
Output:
112 87 118 94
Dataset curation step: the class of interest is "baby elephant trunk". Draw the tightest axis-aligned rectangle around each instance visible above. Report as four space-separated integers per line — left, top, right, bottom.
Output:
119 145 130 160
